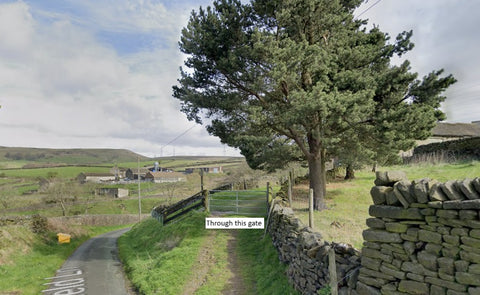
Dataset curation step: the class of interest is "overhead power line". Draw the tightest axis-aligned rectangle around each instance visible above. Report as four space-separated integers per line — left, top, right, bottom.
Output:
356 0 382 18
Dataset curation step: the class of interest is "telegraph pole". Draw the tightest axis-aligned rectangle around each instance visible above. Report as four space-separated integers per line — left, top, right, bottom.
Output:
138 156 142 222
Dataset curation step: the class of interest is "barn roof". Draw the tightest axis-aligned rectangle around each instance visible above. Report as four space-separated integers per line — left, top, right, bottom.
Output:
432 122 480 138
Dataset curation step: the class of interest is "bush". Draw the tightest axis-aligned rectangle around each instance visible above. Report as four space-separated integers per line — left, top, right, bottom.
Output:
31 214 48 234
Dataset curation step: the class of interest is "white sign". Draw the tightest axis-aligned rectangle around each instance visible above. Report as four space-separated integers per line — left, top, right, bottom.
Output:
205 217 264 229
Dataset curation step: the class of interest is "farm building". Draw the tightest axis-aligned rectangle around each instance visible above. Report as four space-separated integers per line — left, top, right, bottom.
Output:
145 171 186 183
401 121 480 157
416 121 480 146
77 172 117 183
125 168 150 180
95 188 129 198
184 166 223 174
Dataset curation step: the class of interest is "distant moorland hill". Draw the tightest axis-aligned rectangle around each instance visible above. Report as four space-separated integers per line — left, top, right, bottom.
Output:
0 146 149 165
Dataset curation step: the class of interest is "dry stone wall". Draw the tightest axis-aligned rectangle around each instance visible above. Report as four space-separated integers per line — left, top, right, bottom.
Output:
357 171 480 295
267 199 361 295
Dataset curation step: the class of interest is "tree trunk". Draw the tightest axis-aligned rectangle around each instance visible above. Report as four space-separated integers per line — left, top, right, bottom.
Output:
308 154 327 210
344 164 355 180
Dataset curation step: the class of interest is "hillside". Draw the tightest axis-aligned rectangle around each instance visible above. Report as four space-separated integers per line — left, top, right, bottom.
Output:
0 146 149 165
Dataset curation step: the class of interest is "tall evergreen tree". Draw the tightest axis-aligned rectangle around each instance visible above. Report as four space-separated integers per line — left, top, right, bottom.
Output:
173 0 456 209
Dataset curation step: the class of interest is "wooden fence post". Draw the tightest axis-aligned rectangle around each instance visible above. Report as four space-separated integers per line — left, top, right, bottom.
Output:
328 246 338 295
266 182 270 212
288 170 293 207
309 188 314 229
204 190 209 214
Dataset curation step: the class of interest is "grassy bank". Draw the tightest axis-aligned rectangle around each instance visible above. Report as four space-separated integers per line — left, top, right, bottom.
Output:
118 212 298 294
0 223 132 294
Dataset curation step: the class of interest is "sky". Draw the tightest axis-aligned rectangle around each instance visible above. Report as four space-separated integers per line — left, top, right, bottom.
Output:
0 0 479 157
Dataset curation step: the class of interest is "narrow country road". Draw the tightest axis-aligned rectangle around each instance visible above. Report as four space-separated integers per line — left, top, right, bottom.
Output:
42 228 134 295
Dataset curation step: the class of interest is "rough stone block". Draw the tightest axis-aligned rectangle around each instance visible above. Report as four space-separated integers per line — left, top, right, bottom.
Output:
460 250 480 264
403 241 416 255
418 250 438 271
459 210 478 220
458 179 480 200
461 236 480 248
359 267 395 281
437 209 459 219
363 247 393 263
386 189 401 206
406 272 424 282
430 285 446 295
398 280 429 294
438 257 455 275
442 246 460 259
451 228 469 236
363 229 402 243
396 180 416 204
356 281 381 295
357 275 388 288
361 256 382 271
369 205 423 220
469 286 480 295
469 264 480 274
380 265 406 280
425 276 467 292
412 178 431 204
454 260 470 272
471 230 480 239
441 180 467 200
438 217 467 228
375 171 408 186
419 229 442 244
385 223 409 233
467 220 480 229
370 186 392 205
425 243 443 256
402 261 425 275
366 218 385 229
429 183 448 202
444 235 460 246
473 178 480 194
456 272 480 286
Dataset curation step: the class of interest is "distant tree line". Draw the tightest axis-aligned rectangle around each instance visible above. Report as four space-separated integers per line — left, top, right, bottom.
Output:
5 152 47 161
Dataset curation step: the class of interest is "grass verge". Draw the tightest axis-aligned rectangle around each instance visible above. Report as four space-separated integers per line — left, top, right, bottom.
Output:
119 212 299 294
0 223 132 294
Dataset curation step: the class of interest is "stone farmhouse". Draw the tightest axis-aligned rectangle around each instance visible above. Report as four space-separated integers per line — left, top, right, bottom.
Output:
77 172 117 183
145 171 186 183
184 166 223 174
417 121 480 146
401 121 480 157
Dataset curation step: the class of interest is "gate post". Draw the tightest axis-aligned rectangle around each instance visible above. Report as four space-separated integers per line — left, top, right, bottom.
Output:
203 190 210 213
236 191 239 214
266 182 270 214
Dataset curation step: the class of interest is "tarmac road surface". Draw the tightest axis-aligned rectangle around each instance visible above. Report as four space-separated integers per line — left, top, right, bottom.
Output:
42 228 133 295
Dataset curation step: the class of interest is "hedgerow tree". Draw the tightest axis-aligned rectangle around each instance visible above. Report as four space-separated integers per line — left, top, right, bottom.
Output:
173 0 456 209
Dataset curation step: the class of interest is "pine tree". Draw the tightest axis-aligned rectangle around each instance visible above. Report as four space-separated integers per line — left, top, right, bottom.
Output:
173 0 456 209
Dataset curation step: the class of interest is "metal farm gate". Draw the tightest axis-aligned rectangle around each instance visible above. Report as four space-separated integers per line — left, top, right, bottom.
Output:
207 190 268 216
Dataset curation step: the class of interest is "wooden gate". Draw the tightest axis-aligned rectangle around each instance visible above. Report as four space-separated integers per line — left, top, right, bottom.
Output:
207 190 268 216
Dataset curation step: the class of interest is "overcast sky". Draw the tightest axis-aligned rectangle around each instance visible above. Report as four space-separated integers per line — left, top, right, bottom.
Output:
0 0 478 157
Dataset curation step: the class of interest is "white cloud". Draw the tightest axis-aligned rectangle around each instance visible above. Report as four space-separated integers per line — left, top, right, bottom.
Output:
0 1 239 156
